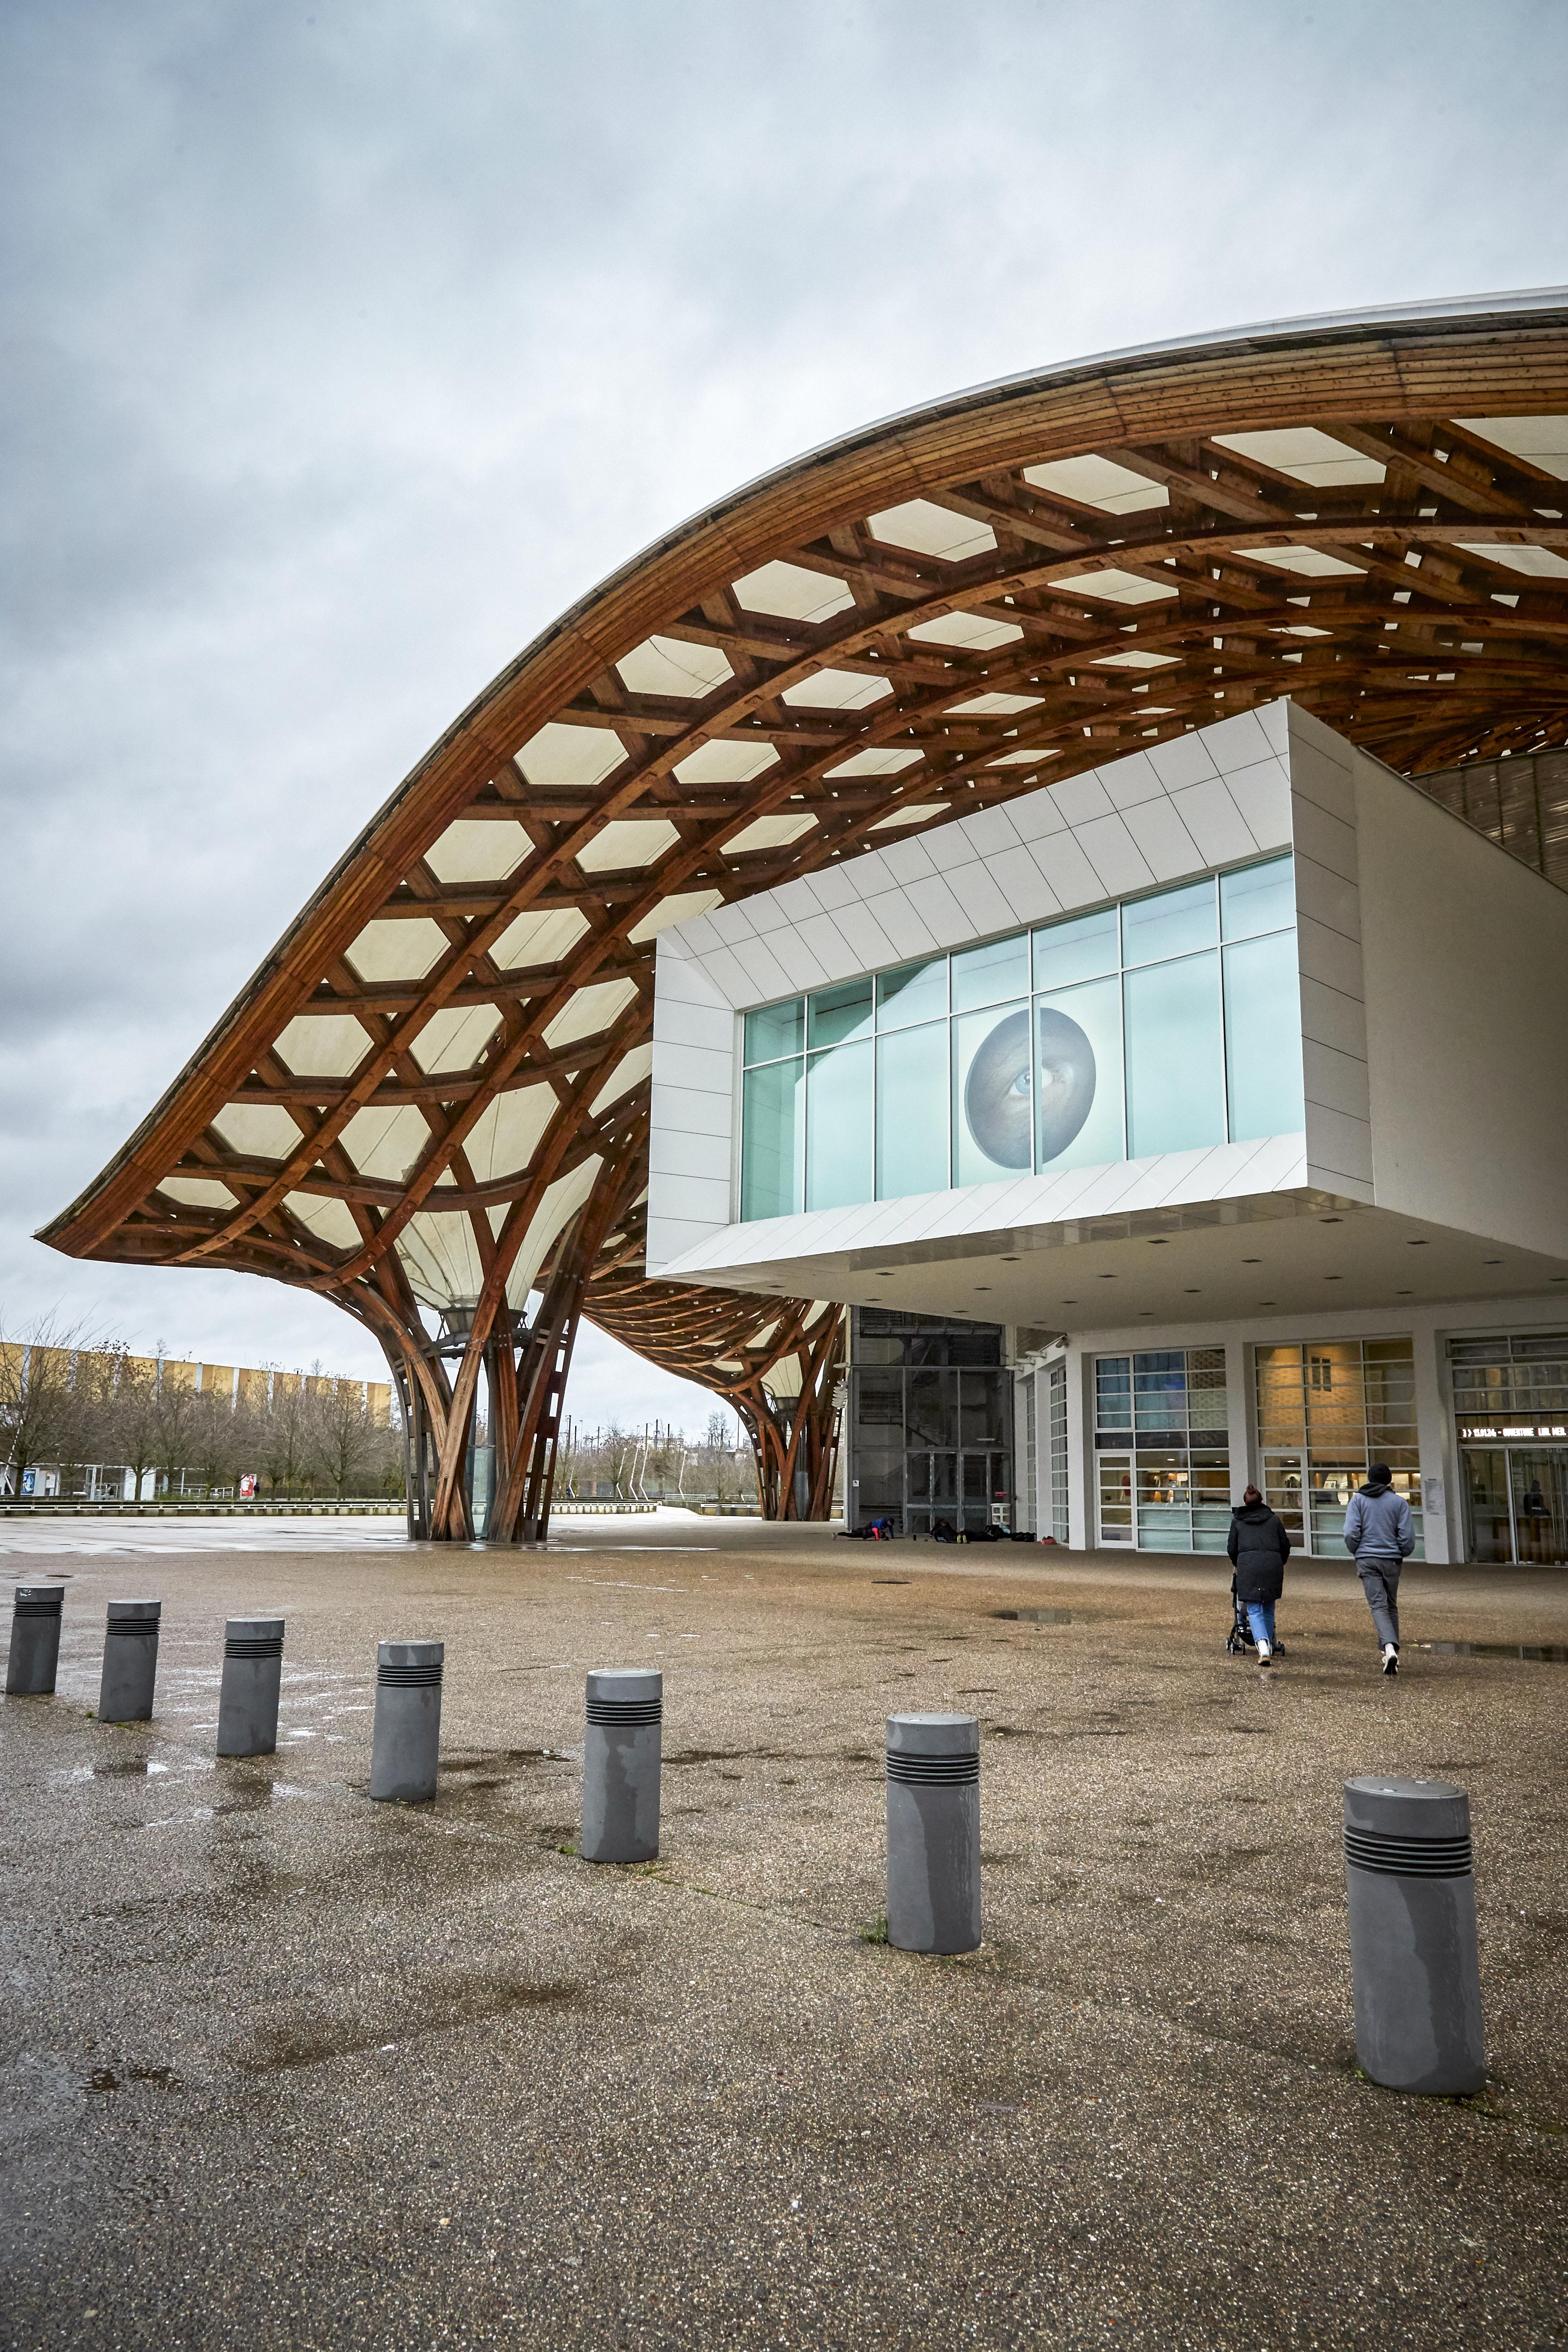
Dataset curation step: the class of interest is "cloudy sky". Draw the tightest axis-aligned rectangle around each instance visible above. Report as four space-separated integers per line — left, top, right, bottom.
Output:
4 0 1565 1429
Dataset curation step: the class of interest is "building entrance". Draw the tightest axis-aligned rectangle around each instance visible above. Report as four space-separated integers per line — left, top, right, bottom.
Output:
1462 1449 1568 1565
845 1308 1013 1536
1450 1332 1568 1565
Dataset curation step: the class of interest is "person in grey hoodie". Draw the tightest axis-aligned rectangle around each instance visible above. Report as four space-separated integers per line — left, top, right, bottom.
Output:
1343 1463 1416 1675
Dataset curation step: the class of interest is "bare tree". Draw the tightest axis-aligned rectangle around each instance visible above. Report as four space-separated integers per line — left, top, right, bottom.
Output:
0 1315 113 1496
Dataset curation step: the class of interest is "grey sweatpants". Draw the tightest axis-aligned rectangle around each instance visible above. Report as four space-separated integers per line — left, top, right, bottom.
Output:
1358 1561 1402 1649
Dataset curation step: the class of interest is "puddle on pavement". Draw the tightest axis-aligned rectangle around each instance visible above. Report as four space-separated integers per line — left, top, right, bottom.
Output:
992 1608 1073 1625
1417 1641 1568 1663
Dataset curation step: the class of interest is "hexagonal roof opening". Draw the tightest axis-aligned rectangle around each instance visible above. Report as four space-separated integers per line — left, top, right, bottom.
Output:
615 636 734 699
868 499 998 562
731 560 854 622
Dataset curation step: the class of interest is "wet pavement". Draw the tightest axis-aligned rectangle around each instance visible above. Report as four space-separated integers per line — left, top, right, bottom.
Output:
2 1525 1565 2350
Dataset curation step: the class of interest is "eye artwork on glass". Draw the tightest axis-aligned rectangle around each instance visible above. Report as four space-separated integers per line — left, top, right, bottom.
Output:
963 1008 1035 1167
961 1006 1097 1168
737 856 1302 1220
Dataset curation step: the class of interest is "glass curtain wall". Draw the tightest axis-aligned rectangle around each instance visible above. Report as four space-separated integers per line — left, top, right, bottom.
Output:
846 1308 1012 1537
1450 1333 1568 1565
739 857 1302 1220
1093 1348 1230 1551
1254 1339 1424 1556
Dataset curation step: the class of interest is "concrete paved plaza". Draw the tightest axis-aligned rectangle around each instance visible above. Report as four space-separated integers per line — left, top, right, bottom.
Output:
2 1519 1565 2349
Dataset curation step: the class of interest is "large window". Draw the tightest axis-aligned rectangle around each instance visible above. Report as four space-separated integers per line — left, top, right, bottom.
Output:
1254 1338 1424 1556
739 857 1302 1220
1094 1347 1231 1552
1449 1332 1568 1566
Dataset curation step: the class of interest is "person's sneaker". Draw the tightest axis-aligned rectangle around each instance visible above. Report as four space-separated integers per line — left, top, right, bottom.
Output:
1256 1639 1272 1666
1381 1645 1400 1677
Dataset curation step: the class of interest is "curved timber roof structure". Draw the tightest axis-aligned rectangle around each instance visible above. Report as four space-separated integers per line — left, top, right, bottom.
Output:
40 290 1568 1535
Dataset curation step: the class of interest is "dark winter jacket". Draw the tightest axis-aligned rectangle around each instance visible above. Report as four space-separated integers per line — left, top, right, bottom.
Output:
1226 1501 1291 1602
1344 1479 1415 1562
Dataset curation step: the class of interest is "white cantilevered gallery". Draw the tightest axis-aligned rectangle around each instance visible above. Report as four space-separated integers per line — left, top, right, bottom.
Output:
646 700 1568 1565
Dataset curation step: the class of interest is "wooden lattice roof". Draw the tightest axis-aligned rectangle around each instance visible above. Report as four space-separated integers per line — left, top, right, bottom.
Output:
39 290 1568 1406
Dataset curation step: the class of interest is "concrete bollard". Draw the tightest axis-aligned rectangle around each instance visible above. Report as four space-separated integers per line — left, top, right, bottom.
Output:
369 1640 443 1801
1344 1775 1485 2095
217 1618 285 1758
885 1712 981 1954
7 1584 65 1697
98 1600 161 1723
581 1669 662 1862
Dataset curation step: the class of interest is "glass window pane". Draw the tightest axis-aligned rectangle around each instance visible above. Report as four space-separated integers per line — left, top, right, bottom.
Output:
876 957 948 1028
953 1001 1032 1184
1124 951 1225 1157
741 1058 802 1219
1036 975 1123 1170
876 1023 950 1200
1223 931 1304 1141
952 933 1029 1012
1221 855 1295 941
805 1041 872 1210
1121 879 1216 966
808 978 873 1049
744 999 803 1064
1033 904 1119 992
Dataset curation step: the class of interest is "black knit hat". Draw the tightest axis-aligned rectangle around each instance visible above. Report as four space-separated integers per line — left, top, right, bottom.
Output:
1368 1462 1392 1483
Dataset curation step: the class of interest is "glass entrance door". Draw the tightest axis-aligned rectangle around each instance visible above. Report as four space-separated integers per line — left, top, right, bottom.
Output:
1512 1451 1568 1563
1261 1452 1305 1546
1462 1449 1514 1565
1461 1447 1568 1565
906 1449 1008 1536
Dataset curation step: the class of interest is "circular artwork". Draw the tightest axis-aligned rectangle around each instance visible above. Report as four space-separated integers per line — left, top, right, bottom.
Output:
962 1004 1098 1170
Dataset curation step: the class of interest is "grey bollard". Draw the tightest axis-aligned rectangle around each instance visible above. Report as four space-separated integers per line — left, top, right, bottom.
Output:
98 1600 161 1723
886 1712 981 1954
1344 1775 1485 2096
581 1669 662 1863
7 1584 65 1696
369 1640 443 1801
217 1618 285 1758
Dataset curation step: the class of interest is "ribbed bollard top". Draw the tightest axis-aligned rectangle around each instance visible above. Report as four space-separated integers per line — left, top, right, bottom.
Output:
106 1599 161 1631
886 1712 980 1784
586 1668 662 1725
1344 1775 1472 1878
377 1640 443 1686
225 1617 285 1659
14 1586 64 1617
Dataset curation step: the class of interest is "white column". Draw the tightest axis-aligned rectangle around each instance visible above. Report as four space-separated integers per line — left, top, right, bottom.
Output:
1224 1330 1254 1501
1066 1342 1092 1549
1410 1309 1455 1564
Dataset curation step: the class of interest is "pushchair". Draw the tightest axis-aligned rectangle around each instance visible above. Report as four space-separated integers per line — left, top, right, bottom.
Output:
1226 1575 1284 1657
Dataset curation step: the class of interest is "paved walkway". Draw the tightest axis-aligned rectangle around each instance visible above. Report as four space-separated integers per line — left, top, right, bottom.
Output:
2 1532 1563 2348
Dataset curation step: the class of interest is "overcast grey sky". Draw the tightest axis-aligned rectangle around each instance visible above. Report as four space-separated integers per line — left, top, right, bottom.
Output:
3 0 1565 1426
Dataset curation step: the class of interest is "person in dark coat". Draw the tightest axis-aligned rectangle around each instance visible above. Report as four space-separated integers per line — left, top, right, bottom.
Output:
1227 1484 1291 1666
